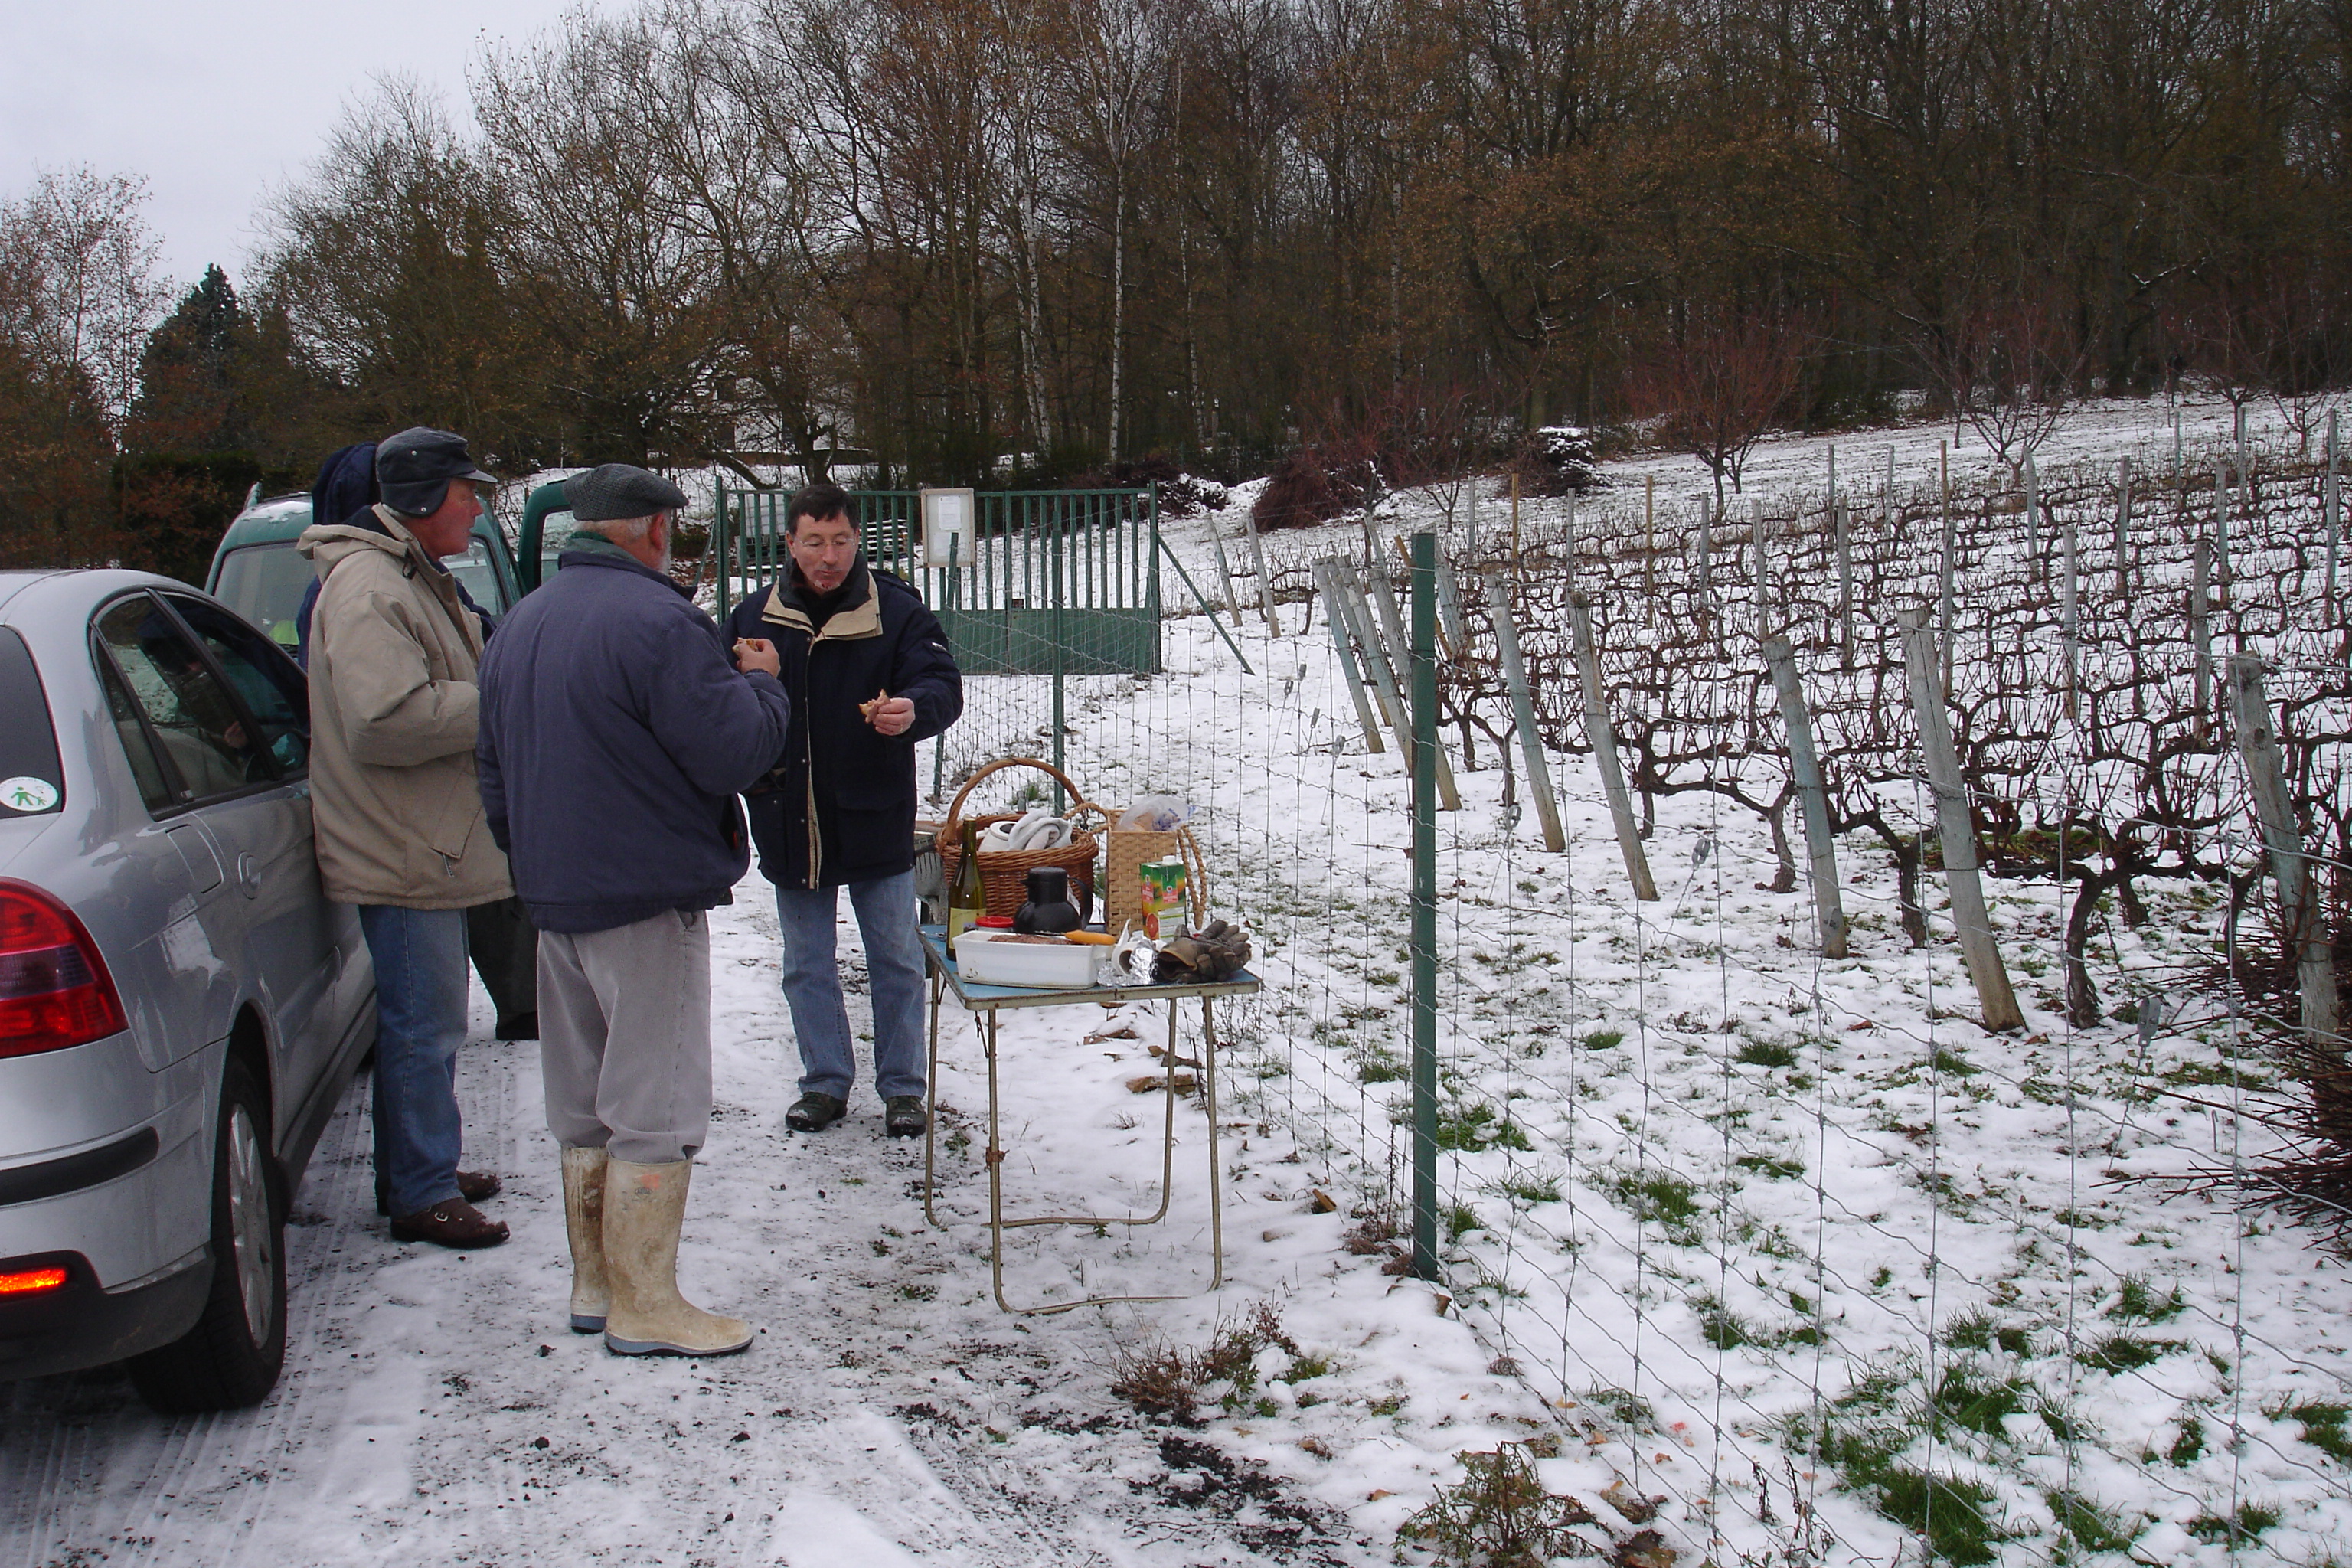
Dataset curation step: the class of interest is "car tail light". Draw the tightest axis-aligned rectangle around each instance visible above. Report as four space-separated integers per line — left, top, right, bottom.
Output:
0 880 129 1059
0 1265 68 1297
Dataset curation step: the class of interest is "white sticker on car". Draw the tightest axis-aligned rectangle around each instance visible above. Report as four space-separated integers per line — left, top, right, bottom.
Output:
0 776 58 812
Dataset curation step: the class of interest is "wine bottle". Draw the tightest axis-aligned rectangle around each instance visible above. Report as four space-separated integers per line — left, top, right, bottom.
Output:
947 820 986 942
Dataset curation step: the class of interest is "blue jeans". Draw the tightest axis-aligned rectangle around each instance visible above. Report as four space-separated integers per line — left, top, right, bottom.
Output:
775 873 926 1102
359 905 470 1216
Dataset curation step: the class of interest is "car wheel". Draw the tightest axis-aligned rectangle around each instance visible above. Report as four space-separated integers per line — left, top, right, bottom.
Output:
127 1059 287 1411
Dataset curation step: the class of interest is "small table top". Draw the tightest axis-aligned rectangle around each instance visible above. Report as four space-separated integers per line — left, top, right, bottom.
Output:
920 926 1262 1013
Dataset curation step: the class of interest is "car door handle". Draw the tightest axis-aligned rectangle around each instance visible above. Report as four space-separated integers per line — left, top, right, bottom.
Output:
237 851 262 898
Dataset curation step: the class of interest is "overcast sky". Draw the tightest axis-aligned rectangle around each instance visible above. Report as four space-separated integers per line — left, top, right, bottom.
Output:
2 2 586 292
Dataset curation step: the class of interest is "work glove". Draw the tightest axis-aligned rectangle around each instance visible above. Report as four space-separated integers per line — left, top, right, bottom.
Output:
1154 919 1251 982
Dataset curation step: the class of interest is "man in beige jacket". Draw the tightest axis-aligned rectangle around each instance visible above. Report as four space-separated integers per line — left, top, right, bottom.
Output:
299 428 514 1249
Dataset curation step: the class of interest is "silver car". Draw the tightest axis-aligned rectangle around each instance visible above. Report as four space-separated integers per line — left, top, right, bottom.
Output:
0 570 372 1410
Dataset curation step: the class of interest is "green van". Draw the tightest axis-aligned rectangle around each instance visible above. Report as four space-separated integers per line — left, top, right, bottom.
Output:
204 487 524 650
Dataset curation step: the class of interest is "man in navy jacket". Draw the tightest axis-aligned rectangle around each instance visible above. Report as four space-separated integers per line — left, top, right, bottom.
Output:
479 463 789 1358
722 481 962 1138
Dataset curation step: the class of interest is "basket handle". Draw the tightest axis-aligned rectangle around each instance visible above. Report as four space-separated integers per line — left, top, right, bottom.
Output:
942 756 1096 842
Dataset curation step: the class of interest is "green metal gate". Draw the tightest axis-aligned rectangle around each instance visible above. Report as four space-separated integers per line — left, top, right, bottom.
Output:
713 485 1161 677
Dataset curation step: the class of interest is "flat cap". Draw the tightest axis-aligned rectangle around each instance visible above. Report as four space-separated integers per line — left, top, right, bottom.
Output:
377 426 496 516
567 464 691 522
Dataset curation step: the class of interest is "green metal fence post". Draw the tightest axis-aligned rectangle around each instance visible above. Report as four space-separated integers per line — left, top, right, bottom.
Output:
1410 529 1439 1282
1052 495 1067 810
714 476 730 620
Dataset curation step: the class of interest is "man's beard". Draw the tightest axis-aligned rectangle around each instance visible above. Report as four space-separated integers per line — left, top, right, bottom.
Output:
655 544 674 575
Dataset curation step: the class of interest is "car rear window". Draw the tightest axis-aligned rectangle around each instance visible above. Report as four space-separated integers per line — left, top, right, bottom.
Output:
211 541 315 652
0 628 64 817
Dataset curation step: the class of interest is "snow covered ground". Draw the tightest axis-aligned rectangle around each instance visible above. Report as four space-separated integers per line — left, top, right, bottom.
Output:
6 390 2350 1567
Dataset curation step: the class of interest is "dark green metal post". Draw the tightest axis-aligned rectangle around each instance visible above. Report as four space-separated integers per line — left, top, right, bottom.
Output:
1410 529 1439 1282
714 477 730 619
1052 496 1067 810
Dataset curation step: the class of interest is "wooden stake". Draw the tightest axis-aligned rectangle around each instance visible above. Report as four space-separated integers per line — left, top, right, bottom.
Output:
1764 639 1848 957
2190 535 2213 743
1486 573 1566 852
1509 470 1522 564
1643 474 1656 611
1568 591 1657 900
2062 507 2079 724
1939 442 1956 697
2229 654 2341 1045
2114 456 2132 599
1835 496 1855 670
1752 499 1770 641
2327 410 2340 626
1900 606 2025 1031
2024 452 2040 579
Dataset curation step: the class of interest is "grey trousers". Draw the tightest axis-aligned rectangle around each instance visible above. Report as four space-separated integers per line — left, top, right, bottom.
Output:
538 910 712 1165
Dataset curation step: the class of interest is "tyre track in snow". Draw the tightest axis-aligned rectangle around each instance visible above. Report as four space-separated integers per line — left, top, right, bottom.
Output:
3 904 1362 1567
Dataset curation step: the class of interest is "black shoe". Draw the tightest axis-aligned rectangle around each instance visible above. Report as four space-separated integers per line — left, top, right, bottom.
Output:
495 1012 539 1041
786 1093 847 1132
884 1096 929 1138
377 1170 501 1216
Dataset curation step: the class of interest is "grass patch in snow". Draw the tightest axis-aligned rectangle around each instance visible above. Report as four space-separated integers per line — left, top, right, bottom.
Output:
2187 1501 2280 1544
1433 1100 1533 1152
1736 1039 1798 1068
1491 1168 1563 1205
2279 1400 2352 1463
1606 1168 1705 1245
2105 1274 2185 1323
1582 1028 1624 1050
1734 1153 1805 1180
2074 1333 2179 1373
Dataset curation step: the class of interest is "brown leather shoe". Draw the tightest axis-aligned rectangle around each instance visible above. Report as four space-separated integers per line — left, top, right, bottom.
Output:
390 1198 511 1249
375 1170 501 1216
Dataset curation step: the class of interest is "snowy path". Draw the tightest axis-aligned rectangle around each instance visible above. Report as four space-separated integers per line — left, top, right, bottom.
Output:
1 880 1512 1567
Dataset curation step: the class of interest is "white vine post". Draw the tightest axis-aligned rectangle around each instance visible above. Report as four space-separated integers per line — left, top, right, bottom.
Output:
1313 561 1384 752
1208 513 1243 627
1485 572 1566 852
2229 654 2341 1046
1244 511 1280 635
1764 638 1849 958
1568 590 1656 900
1900 606 2026 1031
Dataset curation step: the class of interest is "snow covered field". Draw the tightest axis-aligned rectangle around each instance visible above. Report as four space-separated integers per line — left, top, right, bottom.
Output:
5 392 2351 1566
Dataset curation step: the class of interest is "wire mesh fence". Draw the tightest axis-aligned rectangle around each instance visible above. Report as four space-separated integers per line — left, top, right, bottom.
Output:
795 418 2352 1563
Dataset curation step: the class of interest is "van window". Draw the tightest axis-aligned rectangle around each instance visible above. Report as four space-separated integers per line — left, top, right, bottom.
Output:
211 541 315 650
0 629 64 818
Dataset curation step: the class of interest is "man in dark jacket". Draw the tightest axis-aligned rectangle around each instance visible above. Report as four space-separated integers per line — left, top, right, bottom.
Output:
722 482 962 1138
478 463 789 1357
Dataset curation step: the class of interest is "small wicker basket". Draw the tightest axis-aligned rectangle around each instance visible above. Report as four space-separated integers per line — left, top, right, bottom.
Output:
937 757 1106 920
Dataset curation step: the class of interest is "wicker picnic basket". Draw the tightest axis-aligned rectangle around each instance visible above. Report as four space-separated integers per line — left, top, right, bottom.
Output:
938 757 1106 920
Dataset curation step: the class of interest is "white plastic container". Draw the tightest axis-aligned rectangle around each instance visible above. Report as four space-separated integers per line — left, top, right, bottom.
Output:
952 929 1099 989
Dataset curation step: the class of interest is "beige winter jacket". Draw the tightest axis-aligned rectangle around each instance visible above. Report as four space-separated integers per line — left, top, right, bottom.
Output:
296 505 513 909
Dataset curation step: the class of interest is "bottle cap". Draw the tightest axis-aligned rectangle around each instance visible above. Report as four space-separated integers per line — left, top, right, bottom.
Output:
975 914 1014 929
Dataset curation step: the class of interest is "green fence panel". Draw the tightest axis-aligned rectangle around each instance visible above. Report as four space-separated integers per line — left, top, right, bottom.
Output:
713 484 1161 677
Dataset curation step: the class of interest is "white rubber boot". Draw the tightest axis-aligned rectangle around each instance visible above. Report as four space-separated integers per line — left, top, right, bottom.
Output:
601 1158 753 1357
560 1145 610 1333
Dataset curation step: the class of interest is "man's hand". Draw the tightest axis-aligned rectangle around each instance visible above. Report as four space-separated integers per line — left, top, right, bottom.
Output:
869 697 916 736
733 637 781 678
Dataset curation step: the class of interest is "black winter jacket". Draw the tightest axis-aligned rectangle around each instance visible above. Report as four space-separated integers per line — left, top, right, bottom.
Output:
724 560 962 889
479 540 791 932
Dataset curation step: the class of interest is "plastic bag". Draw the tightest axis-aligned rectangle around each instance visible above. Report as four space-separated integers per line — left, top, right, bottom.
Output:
1116 795 1194 832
